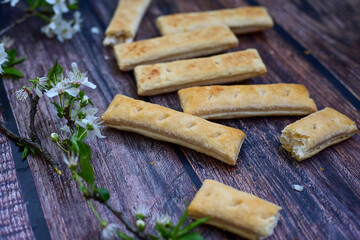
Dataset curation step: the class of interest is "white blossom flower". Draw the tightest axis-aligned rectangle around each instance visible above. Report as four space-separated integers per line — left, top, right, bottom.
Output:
35 77 48 97
46 0 68 14
134 204 149 219
67 62 96 89
41 12 82 42
62 152 78 168
1 0 19 7
68 0 77 5
15 87 29 101
0 44 8 74
76 115 105 139
91 26 100 34
156 215 171 225
101 223 120 240
0 36 14 49
72 11 82 32
60 125 71 134
291 184 304 192
45 76 79 97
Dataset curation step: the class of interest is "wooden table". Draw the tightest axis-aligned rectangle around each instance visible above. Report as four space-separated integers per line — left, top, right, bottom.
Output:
1 0 359 239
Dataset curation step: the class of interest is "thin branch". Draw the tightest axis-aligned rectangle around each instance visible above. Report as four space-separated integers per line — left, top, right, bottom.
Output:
0 122 60 172
0 13 35 36
88 193 149 240
29 94 40 143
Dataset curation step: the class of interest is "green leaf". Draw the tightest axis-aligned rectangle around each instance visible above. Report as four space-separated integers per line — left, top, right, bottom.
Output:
178 217 209 237
51 101 64 118
116 231 134 240
71 138 94 187
47 59 63 82
12 57 26 65
3 67 24 78
178 233 204 240
96 187 110 203
22 145 30 160
155 223 171 238
173 208 189 237
67 3 78 10
26 0 34 8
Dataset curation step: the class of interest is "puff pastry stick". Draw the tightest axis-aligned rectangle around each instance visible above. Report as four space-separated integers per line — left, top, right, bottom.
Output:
135 49 266 96
188 180 281 240
281 107 358 161
102 95 246 165
103 0 151 46
114 26 238 71
178 84 317 119
157 6 273 36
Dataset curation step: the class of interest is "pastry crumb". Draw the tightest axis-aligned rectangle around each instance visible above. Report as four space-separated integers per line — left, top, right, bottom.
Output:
303 50 310 55
150 161 156 165
104 55 109 60
91 27 100 34
320 167 324 171
291 184 304 192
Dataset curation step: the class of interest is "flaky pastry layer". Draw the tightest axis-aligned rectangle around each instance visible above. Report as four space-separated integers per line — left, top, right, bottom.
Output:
102 95 246 165
157 6 273 36
103 0 151 46
134 49 266 96
114 25 238 71
178 84 317 119
188 180 281 240
280 107 358 161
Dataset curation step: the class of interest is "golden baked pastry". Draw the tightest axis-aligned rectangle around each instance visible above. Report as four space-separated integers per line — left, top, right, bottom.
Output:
102 94 246 165
188 179 281 240
157 6 273 36
178 84 317 119
281 107 358 161
134 49 266 96
114 25 238 71
103 0 151 46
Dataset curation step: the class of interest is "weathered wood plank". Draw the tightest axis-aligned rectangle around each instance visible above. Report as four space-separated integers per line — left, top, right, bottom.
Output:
150 1 360 239
1 2 206 240
1 0 359 239
255 0 360 100
0 111 34 240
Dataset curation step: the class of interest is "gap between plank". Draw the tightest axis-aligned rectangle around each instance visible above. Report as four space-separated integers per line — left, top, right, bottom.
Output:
0 80 51 240
245 0 360 110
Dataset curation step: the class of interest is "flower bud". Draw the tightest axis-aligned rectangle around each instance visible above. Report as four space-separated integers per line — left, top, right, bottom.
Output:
50 133 59 142
136 219 146 232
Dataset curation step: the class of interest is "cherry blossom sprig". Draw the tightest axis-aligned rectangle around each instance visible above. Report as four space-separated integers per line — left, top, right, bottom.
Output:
0 36 25 78
1 0 82 42
0 61 208 239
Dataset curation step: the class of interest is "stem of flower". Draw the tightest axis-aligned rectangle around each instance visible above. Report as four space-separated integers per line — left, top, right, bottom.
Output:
0 13 35 36
88 200 107 227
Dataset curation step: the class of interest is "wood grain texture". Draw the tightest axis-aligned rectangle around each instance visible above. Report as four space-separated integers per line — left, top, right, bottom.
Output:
0 112 34 240
1 0 359 239
255 0 360 100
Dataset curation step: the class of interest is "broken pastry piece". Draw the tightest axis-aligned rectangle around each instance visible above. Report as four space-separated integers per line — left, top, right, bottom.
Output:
188 179 281 240
157 6 273 36
102 94 246 165
134 49 266 96
281 107 358 161
103 0 151 46
178 84 317 119
114 25 238 71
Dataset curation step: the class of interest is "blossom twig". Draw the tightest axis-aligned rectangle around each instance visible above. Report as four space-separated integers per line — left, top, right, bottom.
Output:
0 13 35 36
87 192 150 240
0 122 60 173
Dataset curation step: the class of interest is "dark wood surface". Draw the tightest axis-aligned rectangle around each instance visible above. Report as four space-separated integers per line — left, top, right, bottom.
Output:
1 0 359 239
